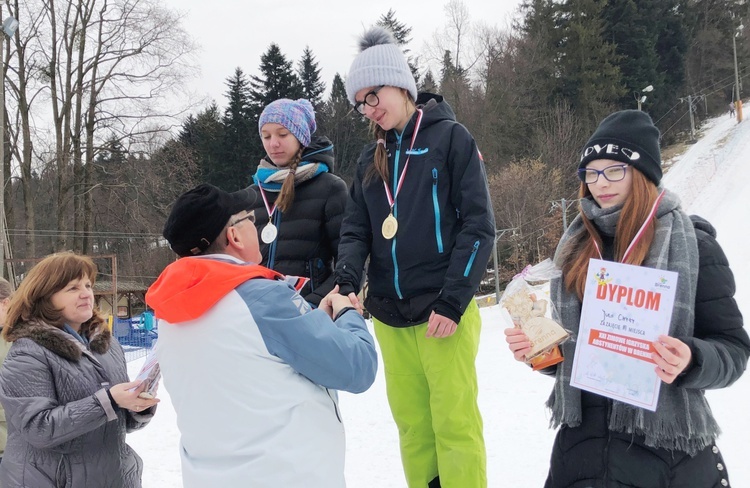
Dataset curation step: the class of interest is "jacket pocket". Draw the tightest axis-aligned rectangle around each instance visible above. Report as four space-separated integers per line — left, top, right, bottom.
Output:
432 168 444 254
464 240 480 277
54 455 69 488
325 388 342 423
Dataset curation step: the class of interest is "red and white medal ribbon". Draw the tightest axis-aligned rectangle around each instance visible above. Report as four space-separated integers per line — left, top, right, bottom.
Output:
382 109 424 210
593 189 666 262
258 185 279 244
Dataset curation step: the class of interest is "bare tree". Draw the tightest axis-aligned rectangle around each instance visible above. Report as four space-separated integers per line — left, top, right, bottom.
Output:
4 0 197 257
423 0 485 82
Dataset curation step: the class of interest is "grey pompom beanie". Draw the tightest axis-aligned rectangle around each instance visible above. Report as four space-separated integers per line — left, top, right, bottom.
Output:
579 110 662 185
259 98 316 147
346 26 418 105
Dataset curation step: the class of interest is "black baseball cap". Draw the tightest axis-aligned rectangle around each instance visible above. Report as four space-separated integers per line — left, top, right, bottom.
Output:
163 184 258 257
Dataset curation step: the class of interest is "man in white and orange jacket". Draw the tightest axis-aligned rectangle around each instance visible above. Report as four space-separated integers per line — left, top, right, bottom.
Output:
146 184 377 488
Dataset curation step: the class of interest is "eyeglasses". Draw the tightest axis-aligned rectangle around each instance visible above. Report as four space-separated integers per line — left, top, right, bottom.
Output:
229 213 255 227
353 86 385 115
577 164 628 184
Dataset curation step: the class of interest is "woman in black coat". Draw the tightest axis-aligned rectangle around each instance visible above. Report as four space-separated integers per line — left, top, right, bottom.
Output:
505 110 749 488
248 98 347 306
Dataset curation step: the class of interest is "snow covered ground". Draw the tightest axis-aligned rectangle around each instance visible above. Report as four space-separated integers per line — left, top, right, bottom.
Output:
127 113 750 487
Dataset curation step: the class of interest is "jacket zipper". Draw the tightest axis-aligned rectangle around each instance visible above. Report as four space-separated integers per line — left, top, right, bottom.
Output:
464 240 480 277
268 210 280 268
326 388 342 423
391 133 404 299
308 260 315 292
432 168 444 253
603 400 612 483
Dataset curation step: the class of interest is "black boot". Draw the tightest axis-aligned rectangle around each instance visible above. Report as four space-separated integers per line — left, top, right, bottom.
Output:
428 476 441 488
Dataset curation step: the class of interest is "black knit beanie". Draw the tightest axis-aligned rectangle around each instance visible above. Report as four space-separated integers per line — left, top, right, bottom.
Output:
579 110 662 185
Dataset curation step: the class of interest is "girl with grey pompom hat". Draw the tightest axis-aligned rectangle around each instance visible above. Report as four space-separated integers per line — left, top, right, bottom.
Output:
335 25 495 488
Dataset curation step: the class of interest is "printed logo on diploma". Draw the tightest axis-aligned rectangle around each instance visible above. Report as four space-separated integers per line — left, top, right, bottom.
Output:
570 258 678 411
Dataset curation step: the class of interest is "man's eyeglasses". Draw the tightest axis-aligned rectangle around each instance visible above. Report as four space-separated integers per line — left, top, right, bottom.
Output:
578 164 628 184
353 86 385 115
229 213 255 227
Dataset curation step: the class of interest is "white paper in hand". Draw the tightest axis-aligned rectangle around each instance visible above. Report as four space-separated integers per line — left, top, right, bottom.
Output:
130 344 161 399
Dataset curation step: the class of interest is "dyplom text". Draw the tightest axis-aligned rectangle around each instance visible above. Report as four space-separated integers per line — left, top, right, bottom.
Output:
595 283 661 311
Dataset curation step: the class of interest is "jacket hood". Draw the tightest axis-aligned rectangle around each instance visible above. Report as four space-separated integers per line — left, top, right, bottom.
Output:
385 93 455 142
4 319 111 361
690 215 717 238
146 257 281 323
302 135 335 171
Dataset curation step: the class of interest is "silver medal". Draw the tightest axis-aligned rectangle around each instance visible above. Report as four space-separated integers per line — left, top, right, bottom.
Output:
261 223 278 244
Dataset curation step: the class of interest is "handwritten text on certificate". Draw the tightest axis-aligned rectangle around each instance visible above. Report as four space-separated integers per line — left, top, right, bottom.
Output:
570 258 678 411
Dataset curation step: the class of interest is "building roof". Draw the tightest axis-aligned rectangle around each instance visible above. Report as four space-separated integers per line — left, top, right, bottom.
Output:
93 280 150 294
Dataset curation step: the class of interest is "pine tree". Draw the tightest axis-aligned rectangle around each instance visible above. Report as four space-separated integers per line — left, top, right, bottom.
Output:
601 0 662 111
652 0 688 118
222 68 257 190
317 73 369 182
249 43 303 118
554 0 625 119
179 104 226 188
377 9 421 86
439 50 472 118
297 46 326 108
420 70 438 93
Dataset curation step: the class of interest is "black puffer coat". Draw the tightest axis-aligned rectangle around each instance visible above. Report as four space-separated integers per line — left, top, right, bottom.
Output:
248 136 348 306
545 216 749 488
0 320 153 488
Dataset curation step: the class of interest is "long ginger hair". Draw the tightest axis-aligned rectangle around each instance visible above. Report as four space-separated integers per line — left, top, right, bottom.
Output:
560 168 659 299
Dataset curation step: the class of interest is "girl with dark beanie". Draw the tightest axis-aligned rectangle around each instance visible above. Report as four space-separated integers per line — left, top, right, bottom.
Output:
506 110 750 488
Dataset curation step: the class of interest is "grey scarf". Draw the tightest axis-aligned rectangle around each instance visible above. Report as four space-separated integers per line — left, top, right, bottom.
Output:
547 189 720 455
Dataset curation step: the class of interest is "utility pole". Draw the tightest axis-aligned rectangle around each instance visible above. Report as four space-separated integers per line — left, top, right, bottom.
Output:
551 198 577 231
0 10 5 280
733 25 744 123
0 13 18 280
687 94 696 142
492 227 517 304
679 94 701 142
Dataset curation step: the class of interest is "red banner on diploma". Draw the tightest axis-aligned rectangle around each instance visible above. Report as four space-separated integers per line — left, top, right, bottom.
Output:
587 329 656 364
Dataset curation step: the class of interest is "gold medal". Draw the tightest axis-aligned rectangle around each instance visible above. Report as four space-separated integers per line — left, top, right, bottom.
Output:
381 214 398 239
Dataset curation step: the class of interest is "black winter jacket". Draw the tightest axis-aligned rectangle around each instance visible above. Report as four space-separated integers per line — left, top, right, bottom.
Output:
545 216 749 488
248 136 348 306
335 93 495 326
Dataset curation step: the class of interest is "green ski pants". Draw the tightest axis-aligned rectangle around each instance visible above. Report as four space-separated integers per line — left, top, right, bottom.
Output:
373 300 487 488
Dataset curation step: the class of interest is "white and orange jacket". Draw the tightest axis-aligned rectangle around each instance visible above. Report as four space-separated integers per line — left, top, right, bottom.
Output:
146 255 377 488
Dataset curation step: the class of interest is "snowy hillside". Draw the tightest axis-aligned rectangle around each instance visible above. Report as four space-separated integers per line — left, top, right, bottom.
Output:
127 113 750 487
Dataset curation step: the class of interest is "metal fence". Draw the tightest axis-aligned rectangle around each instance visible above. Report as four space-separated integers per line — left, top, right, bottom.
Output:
114 314 158 362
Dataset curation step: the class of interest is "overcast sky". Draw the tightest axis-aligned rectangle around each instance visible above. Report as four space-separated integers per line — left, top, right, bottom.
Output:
160 0 524 108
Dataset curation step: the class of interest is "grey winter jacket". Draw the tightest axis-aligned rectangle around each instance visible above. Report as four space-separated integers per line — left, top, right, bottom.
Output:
0 320 153 487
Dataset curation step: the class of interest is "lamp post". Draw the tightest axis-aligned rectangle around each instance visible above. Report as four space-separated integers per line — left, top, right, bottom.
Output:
0 13 18 279
733 24 744 123
635 84 654 111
